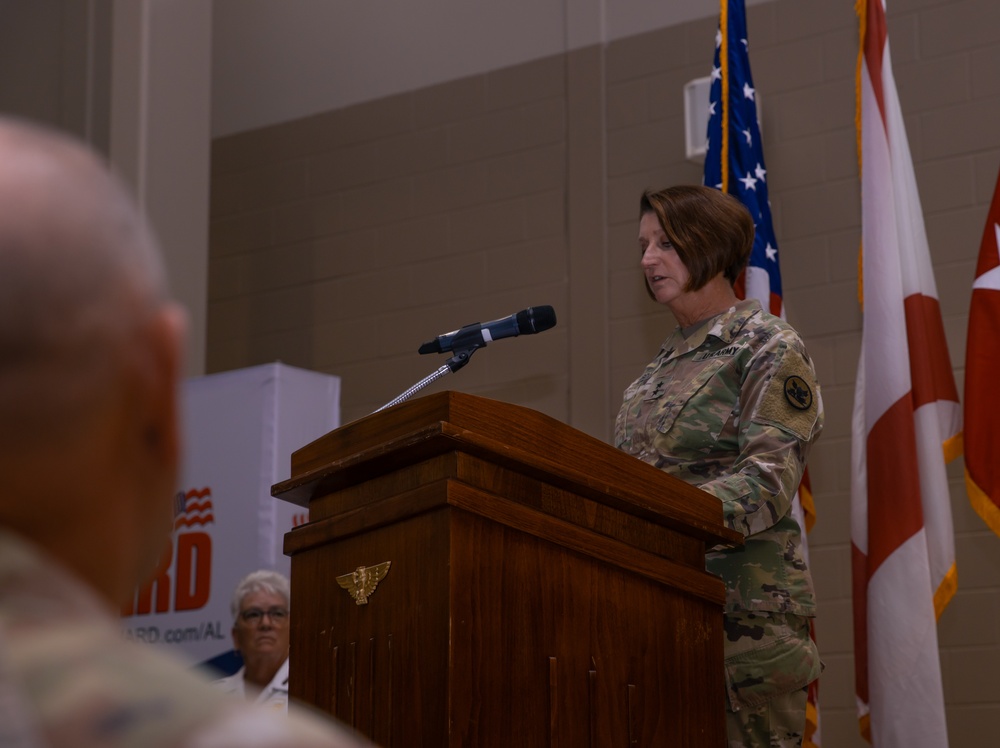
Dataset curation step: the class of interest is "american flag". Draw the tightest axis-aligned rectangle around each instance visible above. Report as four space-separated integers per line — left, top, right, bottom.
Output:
704 0 781 319
703 2 820 745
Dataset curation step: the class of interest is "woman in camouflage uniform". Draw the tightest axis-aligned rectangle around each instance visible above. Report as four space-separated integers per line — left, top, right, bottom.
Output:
615 186 823 748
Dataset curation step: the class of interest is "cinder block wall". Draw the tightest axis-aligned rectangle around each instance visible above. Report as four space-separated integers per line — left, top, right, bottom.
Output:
208 57 572 423
208 0 1000 743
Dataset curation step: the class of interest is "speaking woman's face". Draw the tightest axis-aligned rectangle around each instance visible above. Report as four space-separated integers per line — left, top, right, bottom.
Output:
639 211 691 307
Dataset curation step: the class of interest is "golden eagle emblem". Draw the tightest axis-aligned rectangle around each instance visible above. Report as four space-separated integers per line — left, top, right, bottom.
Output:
336 561 391 605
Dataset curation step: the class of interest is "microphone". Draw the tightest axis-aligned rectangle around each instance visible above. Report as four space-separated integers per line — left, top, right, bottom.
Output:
418 305 557 355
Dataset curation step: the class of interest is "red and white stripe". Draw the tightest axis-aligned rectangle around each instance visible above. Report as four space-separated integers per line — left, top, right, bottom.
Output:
852 0 961 745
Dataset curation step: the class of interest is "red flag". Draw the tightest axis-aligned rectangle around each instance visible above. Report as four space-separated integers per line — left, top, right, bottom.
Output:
964 168 1000 537
852 0 961 744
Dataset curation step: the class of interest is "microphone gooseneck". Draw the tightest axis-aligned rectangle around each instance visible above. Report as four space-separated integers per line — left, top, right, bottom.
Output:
372 305 558 414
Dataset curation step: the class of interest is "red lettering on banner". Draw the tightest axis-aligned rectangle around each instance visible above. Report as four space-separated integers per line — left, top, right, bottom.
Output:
175 532 212 611
122 486 216 618
129 541 174 615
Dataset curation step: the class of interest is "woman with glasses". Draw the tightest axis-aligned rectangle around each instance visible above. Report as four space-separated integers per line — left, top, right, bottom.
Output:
214 569 292 711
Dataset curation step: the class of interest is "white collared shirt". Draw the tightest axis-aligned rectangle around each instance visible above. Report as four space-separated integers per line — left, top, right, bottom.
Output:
213 658 289 712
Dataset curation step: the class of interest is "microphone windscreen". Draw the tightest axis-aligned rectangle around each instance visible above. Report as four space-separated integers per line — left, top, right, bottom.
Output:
517 305 557 334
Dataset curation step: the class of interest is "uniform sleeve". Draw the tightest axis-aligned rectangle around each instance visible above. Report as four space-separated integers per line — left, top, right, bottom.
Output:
697 333 823 537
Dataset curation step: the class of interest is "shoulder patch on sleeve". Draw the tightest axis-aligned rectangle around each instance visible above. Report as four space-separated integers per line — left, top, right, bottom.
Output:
783 375 813 410
754 344 819 441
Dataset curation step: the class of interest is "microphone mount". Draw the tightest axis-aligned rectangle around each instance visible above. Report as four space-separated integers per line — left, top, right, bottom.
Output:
371 339 484 414
373 304 556 415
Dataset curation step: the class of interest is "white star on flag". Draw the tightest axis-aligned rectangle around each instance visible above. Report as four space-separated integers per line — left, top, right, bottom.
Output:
712 65 722 82
765 243 777 261
972 224 1000 291
743 82 755 100
739 172 758 191
742 128 752 145
755 163 766 181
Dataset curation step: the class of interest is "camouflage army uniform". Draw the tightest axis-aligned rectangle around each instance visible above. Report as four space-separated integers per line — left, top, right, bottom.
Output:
0 529 369 748
615 299 823 748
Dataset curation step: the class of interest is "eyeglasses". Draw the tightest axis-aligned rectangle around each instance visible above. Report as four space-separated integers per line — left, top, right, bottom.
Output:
239 606 289 625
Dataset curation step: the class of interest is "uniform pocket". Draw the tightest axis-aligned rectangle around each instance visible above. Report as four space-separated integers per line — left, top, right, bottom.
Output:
654 359 734 450
723 614 821 712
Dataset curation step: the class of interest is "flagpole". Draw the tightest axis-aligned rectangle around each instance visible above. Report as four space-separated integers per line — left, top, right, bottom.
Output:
719 0 729 193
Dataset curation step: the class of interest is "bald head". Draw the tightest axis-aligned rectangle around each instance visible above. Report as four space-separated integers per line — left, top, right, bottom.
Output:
0 118 186 605
0 118 170 444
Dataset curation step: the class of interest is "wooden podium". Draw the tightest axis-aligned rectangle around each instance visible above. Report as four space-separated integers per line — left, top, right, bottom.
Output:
272 391 740 747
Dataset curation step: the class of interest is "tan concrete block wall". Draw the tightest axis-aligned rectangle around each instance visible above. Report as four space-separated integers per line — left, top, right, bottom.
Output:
209 59 571 424
209 0 1000 743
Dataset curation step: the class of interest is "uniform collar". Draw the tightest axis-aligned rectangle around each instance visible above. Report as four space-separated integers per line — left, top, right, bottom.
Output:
0 528 117 625
661 298 762 360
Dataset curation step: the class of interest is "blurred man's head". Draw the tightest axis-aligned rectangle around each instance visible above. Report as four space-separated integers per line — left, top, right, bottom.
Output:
0 117 186 607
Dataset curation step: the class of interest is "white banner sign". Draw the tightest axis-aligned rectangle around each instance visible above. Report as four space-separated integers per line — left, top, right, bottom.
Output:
121 363 340 667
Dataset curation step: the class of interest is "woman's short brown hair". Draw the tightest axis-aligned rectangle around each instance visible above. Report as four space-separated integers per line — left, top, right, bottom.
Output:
639 185 754 297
